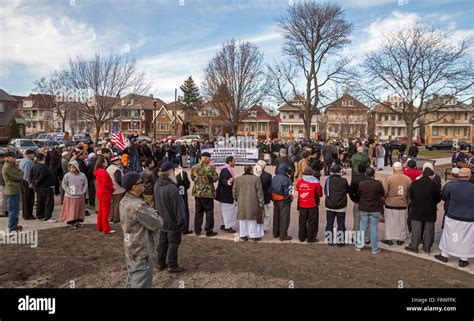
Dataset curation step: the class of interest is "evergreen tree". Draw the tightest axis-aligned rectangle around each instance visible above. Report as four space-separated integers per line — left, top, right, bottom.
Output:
179 76 202 109
9 118 20 139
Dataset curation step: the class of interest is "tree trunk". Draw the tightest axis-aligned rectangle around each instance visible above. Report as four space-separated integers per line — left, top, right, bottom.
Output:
95 122 102 147
406 120 414 151
62 116 66 135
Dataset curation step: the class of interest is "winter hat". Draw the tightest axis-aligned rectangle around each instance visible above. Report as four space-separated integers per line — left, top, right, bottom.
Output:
459 168 471 178
422 162 434 171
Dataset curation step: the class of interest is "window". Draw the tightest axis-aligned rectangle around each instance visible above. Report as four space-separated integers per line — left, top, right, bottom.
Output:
299 129 303 134
23 100 33 108
32 110 37 117
378 132 382 136
289 114 294 119
398 127 402 136
158 123 168 131
445 128 448 136
133 110 139 118
384 128 388 135
312 126 316 132
465 113 468 121
391 115 396 121
391 128 396 136
348 100 353 106
0 102 3 112
283 115 286 119
250 125 255 132
342 101 347 106
454 128 460 135
384 115 388 121
432 127 438 136
464 128 468 136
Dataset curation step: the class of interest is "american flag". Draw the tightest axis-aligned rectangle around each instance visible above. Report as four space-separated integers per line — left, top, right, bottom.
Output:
111 128 127 152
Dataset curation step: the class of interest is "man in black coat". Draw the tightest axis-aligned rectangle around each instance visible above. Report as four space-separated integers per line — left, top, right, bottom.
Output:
30 153 56 221
255 160 272 232
215 156 236 233
405 167 442 254
451 146 465 167
383 141 393 167
348 164 369 236
154 161 186 273
48 147 62 195
176 166 192 235
323 164 349 246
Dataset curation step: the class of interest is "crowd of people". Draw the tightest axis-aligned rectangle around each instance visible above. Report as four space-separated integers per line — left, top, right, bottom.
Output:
0 133 473 288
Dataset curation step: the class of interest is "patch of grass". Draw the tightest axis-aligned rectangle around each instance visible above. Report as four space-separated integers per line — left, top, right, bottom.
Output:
417 148 452 159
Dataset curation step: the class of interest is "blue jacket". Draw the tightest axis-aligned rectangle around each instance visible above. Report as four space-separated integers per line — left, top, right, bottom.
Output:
443 180 474 222
270 166 293 203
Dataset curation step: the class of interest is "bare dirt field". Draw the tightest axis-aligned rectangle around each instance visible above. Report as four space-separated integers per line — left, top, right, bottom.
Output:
0 224 472 288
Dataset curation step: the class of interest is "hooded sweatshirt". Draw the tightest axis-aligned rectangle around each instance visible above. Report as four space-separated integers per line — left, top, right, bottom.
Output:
62 160 88 198
296 175 323 208
270 165 293 203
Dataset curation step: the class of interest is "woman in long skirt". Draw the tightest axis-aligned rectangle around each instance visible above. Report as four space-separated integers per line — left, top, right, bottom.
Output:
60 161 88 228
94 156 115 234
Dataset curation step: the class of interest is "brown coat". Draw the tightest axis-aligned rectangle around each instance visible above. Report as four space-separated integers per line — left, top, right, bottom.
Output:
383 173 412 209
232 173 264 221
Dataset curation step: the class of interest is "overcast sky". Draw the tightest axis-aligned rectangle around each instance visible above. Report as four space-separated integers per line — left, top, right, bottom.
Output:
0 0 473 106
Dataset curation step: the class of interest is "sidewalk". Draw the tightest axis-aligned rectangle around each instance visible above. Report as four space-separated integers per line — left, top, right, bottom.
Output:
0 160 471 275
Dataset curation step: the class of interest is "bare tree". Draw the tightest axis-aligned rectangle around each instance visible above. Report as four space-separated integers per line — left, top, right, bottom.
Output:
269 1 352 139
358 25 473 149
202 39 270 136
34 69 76 133
66 52 150 144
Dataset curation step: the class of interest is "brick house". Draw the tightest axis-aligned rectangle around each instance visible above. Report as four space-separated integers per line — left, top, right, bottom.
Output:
238 103 279 139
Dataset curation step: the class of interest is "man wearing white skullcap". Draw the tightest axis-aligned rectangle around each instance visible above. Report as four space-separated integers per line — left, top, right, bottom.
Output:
381 162 412 246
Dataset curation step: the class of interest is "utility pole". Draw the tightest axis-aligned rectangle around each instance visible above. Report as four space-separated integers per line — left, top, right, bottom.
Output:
174 88 178 135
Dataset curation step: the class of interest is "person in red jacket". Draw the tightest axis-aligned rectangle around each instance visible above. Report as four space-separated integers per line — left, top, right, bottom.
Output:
94 156 115 234
296 167 323 243
403 159 422 181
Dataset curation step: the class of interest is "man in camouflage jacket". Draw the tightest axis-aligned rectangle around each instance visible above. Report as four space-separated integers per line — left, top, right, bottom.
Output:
191 152 218 237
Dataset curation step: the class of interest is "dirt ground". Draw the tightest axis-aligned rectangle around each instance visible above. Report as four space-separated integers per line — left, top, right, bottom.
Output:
0 224 472 288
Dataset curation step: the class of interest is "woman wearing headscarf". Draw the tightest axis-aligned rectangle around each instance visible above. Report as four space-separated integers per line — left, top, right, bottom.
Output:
60 161 88 228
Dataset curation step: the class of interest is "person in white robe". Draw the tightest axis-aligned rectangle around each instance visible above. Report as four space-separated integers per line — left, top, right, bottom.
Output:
436 168 474 268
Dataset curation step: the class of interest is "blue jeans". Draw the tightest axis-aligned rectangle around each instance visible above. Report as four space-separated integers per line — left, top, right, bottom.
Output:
357 211 380 252
189 156 197 167
7 194 20 232
325 210 346 244
131 155 138 171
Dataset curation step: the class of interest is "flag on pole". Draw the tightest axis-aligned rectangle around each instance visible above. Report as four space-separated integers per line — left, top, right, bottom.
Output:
111 128 127 152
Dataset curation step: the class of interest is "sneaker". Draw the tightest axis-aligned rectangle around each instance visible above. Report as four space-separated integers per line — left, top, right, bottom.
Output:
106 230 116 235
224 228 236 233
355 247 362 252
206 231 218 237
396 241 404 245
44 219 57 223
458 260 469 268
220 225 225 231
168 266 185 273
372 250 381 254
434 254 448 263
280 236 292 241
381 240 393 246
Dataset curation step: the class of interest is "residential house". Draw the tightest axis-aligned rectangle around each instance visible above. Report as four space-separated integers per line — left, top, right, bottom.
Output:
238 103 278 139
423 94 473 144
323 93 369 140
188 101 227 138
17 93 53 136
0 89 26 140
368 96 420 141
278 97 319 140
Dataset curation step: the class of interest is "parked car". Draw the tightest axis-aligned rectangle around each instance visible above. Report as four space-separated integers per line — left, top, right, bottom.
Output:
7 139 39 157
426 140 471 151
165 135 181 142
37 133 64 142
390 136 422 149
72 134 93 144
176 135 201 144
